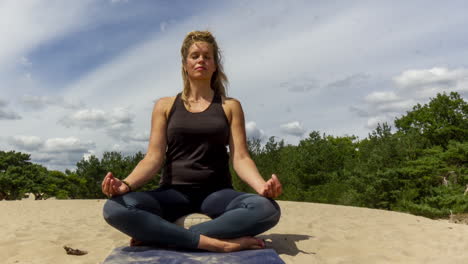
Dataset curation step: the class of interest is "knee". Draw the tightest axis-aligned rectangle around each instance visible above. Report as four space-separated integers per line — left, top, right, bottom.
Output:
102 198 123 225
263 198 281 226
102 192 162 225
247 196 281 226
102 195 135 225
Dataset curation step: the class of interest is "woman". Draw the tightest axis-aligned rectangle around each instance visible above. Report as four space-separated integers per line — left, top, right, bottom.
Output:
102 30 282 253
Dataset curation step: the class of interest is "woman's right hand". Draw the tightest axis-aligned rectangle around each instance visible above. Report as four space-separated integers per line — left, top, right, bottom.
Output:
101 172 130 198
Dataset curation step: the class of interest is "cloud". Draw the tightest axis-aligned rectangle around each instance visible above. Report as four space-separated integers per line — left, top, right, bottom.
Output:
0 99 21 120
394 67 468 98
8 136 43 151
43 137 95 153
280 121 306 137
19 95 83 110
351 67 468 129
108 142 146 157
59 107 133 130
245 121 265 140
280 76 318 93
7 136 95 170
326 73 370 90
125 132 150 142
366 115 391 130
8 135 95 153
364 91 399 104
0 1 93 72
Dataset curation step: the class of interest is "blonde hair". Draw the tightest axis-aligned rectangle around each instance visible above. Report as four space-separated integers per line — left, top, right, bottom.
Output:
180 30 228 101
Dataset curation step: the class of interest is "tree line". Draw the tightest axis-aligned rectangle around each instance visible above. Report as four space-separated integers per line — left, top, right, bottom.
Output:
1 92 467 218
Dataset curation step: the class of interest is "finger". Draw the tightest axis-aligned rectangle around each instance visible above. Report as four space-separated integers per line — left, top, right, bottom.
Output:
268 180 276 198
112 182 119 194
103 178 110 196
276 182 282 197
112 179 123 194
107 178 115 196
272 174 280 187
109 179 117 195
102 172 111 188
266 181 273 198
103 177 111 197
272 175 282 196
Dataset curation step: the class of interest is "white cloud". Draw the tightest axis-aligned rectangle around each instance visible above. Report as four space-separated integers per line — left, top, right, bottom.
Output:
365 91 399 104
280 76 318 93
108 142 146 157
59 107 133 130
245 121 265 140
0 99 21 120
6 136 95 170
326 74 370 90
365 115 393 130
280 121 305 137
394 67 468 98
19 95 83 110
353 67 468 130
8 136 43 151
43 137 95 153
0 1 93 72
8 135 94 153
126 132 150 142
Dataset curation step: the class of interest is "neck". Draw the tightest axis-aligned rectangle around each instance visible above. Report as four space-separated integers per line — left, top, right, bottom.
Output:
187 79 214 101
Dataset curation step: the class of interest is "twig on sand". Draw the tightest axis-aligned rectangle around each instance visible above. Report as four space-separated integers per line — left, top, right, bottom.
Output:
64 245 88 256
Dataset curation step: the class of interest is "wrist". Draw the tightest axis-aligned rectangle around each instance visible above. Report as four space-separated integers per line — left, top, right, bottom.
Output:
121 180 133 192
253 181 266 195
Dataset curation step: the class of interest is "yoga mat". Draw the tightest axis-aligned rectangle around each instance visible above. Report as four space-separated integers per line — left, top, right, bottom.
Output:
102 246 285 264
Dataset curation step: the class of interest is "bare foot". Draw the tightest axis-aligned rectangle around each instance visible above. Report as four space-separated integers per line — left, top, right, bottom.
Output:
217 236 265 252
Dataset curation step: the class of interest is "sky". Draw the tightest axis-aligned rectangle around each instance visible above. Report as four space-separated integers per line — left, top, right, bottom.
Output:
1 0 468 172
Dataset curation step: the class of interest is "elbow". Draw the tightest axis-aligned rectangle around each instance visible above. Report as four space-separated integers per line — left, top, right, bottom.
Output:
232 154 251 170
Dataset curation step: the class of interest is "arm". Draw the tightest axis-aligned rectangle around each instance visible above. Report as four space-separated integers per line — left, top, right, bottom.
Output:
122 97 169 188
102 97 170 196
226 99 282 198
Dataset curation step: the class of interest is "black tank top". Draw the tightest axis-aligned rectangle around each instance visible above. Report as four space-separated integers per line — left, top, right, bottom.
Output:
161 93 232 188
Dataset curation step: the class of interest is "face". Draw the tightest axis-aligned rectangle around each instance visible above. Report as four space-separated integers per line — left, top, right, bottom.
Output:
184 42 217 81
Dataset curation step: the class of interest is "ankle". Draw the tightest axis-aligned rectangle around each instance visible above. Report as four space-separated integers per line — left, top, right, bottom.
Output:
198 235 225 252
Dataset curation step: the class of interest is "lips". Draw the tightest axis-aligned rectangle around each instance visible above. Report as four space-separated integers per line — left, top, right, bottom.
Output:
195 67 206 70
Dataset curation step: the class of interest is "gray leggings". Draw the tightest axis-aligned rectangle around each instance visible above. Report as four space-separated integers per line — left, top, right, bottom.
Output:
103 185 281 249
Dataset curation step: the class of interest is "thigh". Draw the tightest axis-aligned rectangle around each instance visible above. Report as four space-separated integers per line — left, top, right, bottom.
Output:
114 187 196 222
199 188 247 218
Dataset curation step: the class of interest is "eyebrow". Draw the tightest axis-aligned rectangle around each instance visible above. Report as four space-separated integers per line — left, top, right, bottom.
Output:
190 51 211 55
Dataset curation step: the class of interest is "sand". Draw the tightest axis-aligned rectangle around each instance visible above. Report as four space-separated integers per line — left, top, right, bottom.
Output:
1 199 468 264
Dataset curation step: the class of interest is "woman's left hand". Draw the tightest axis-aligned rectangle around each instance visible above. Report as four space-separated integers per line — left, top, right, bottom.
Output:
259 174 282 198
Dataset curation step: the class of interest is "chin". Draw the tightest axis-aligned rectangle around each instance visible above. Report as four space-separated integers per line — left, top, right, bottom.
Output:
190 75 212 81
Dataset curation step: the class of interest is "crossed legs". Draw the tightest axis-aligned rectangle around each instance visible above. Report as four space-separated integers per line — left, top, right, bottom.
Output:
103 187 281 251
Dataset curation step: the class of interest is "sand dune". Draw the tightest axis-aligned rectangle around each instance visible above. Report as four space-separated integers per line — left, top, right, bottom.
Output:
1 200 468 264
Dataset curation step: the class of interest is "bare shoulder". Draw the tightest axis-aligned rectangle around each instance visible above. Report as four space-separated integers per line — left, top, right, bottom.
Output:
153 96 177 116
222 96 245 124
222 96 243 110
